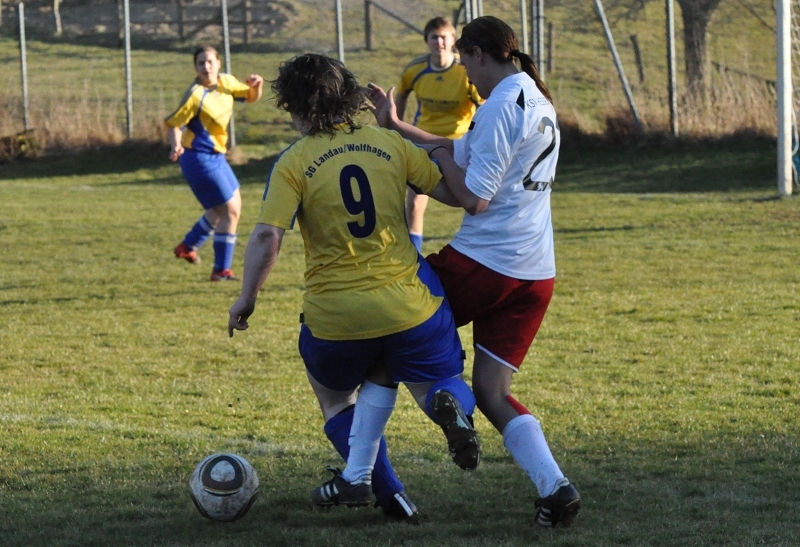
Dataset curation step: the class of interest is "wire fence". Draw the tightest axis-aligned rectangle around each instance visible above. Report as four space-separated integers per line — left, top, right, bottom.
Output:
0 0 781 153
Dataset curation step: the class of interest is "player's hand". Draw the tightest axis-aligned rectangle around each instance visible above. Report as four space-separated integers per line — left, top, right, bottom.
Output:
246 74 263 89
228 297 257 337
169 145 184 162
365 83 397 129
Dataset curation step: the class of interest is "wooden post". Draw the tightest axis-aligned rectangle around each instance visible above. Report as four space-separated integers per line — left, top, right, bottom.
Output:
244 0 252 47
547 21 554 73
365 0 373 51
53 0 62 36
117 0 124 46
630 34 645 83
175 0 185 42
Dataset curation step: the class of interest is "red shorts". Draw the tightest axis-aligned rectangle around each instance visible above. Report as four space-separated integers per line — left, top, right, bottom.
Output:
426 245 554 370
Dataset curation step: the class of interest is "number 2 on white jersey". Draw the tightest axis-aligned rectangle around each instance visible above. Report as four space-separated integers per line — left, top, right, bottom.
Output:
522 116 558 191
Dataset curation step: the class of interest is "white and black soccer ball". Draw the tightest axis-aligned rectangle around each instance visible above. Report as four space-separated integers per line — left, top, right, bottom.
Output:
189 453 259 522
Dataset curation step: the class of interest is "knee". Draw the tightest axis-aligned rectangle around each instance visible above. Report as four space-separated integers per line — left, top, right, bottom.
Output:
226 202 240 221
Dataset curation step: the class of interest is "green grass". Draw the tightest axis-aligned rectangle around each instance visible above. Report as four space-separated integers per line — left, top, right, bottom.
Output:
1 137 798 546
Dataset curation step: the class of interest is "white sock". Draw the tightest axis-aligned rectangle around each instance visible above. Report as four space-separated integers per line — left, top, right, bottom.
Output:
341 381 397 485
503 414 565 497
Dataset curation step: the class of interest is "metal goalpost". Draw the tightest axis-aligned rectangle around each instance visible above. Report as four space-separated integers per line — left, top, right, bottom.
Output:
778 0 793 195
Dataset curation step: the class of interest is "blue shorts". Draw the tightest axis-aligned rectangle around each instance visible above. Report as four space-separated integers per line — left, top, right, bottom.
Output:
179 149 239 209
299 257 464 391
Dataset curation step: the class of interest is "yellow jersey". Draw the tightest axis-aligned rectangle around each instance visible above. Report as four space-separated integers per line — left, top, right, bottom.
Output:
257 125 444 340
398 55 482 138
164 74 251 154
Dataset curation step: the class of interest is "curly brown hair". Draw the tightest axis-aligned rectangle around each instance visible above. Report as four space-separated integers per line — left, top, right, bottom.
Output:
271 54 367 136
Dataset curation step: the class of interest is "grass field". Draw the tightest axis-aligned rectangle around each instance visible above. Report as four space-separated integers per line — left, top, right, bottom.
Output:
0 1 795 543
1 134 798 546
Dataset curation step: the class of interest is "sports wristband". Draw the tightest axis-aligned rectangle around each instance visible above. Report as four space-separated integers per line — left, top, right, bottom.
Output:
427 146 447 158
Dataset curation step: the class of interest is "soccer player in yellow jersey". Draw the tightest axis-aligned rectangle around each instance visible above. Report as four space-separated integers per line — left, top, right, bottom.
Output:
228 54 479 520
164 46 263 281
396 17 482 252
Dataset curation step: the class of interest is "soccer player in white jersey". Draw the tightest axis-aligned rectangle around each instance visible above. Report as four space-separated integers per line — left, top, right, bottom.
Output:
228 54 480 522
165 46 263 281
367 16 581 528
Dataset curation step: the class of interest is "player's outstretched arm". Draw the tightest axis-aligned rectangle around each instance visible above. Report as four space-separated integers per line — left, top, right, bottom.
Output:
228 223 285 337
367 83 450 148
245 74 264 103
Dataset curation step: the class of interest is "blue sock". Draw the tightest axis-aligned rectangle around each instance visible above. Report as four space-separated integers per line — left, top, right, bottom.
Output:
424 377 477 421
213 232 236 271
409 233 423 253
323 405 404 509
183 216 214 250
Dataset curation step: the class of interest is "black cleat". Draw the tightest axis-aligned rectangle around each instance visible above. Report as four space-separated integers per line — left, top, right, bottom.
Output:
310 466 373 508
534 481 581 528
381 491 419 524
432 390 480 471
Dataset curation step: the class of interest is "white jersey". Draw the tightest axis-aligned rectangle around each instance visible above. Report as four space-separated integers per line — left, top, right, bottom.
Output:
451 72 558 280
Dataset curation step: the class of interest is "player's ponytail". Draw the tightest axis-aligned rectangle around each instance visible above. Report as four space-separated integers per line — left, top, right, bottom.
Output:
509 49 551 103
456 16 552 103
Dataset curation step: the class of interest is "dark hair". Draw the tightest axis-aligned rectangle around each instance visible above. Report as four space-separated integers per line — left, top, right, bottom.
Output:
271 54 367 136
193 45 219 64
423 16 455 41
455 16 552 103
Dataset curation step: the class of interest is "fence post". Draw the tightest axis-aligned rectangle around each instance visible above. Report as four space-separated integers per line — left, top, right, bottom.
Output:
594 0 643 134
630 34 644 82
54 0 63 36
665 0 678 136
175 0 185 42
18 2 31 131
547 21 554 73
221 0 235 148
519 0 528 55
777 0 792 195
364 0 373 51
335 0 344 63
117 0 124 46
530 0 545 80
244 0 252 47
123 0 133 138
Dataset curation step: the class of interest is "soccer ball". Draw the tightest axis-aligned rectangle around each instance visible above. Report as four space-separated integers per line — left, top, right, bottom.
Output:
189 453 259 521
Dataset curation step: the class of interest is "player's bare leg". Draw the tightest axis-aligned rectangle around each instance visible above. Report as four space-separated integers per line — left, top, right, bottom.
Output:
208 189 241 281
472 348 581 527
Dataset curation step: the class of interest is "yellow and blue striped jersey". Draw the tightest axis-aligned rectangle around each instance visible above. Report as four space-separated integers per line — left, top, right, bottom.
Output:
257 125 444 340
164 74 251 154
399 55 482 138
